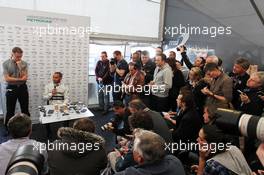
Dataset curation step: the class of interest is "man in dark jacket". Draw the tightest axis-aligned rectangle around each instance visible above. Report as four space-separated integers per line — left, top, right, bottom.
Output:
95 51 112 114
110 50 129 101
111 101 132 137
228 58 250 109
128 99 173 143
48 118 107 175
238 71 264 116
114 129 185 175
164 92 203 143
140 50 156 107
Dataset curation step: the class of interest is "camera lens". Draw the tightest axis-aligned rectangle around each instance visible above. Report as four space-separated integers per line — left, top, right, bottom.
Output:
5 145 44 175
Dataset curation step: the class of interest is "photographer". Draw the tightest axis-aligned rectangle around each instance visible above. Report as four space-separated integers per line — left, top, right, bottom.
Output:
179 45 205 71
110 51 128 101
102 101 131 137
238 71 264 116
228 58 250 109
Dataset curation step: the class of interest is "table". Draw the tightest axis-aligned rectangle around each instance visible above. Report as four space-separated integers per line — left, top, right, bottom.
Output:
39 105 94 124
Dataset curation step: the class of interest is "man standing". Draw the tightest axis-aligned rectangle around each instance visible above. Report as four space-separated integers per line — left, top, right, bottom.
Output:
110 50 128 102
140 50 156 107
228 58 250 109
95 51 111 114
122 62 145 106
2 47 30 125
149 53 173 112
43 72 69 105
201 63 233 109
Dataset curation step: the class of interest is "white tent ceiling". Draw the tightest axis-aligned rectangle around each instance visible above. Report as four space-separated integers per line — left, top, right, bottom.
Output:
184 0 264 47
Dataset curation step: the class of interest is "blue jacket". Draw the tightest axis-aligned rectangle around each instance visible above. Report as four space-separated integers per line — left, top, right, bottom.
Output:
114 155 185 175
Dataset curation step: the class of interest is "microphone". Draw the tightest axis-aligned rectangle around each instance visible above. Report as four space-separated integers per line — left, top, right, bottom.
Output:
54 83 58 89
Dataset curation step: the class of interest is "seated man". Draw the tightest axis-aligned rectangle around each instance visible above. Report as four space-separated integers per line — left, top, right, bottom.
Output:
115 129 185 175
103 101 132 137
43 72 69 105
0 113 48 175
128 99 173 143
163 92 203 144
48 118 107 175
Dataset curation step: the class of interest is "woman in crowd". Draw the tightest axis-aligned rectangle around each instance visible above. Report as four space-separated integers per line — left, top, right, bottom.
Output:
166 57 186 111
187 67 209 117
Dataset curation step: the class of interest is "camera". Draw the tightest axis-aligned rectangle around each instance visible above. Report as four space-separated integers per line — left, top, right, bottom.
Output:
215 108 264 141
101 122 113 131
5 145 44 175
176 45 187 51
101 117 116 131
110 58 116 65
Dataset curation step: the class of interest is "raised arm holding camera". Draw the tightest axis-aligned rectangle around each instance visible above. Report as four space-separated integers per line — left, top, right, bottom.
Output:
178 45 205 71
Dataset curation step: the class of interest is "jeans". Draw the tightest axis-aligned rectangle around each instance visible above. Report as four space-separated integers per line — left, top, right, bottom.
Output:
97 83 110 111
5 84 30 125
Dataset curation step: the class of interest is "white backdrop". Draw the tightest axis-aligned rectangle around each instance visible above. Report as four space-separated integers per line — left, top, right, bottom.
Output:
0 7 89 121
0 0 161 38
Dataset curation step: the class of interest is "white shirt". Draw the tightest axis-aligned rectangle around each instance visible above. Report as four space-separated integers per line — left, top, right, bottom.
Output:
43 82 69 105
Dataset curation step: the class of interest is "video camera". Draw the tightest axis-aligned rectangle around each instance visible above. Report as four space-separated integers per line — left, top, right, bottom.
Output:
101 118 116 131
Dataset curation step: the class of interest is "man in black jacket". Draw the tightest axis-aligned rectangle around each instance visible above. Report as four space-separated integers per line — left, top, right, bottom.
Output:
104 101 132 137
140 50 156 107
48 118 107 175
228 58 250 109
238 71 264 116
95 51 112 114
164 92 203 143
